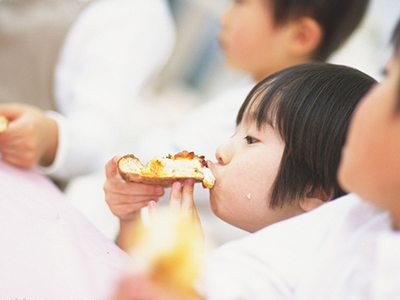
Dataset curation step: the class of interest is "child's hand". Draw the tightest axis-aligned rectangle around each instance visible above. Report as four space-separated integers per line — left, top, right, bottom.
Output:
148 179 204 245
104 156 165 221
171 180 204 243
0 103 58 168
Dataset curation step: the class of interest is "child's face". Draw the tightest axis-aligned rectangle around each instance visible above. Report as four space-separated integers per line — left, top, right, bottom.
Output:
208 120 304 232
218 0 294 81
339 56 400 228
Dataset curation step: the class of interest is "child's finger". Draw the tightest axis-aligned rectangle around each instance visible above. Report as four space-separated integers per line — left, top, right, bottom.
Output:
181 179 205 247
169 181 182 215
180 179 196 218
0 104 24 121
148 200 159 222
105 155 121 179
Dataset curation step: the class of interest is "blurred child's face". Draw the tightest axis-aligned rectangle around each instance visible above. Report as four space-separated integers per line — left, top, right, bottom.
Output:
218 0 295 81
208 120 304 232
339 56 400 229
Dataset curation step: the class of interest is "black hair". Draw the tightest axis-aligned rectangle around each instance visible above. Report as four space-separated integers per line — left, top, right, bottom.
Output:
236 63 376 208
267 0 370 61
391 18 400 109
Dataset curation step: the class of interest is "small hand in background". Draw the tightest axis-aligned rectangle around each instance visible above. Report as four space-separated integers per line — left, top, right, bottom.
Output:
0 103 58 168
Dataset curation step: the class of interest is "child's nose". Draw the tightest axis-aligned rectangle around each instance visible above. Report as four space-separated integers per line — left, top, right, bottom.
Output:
215 140 232 165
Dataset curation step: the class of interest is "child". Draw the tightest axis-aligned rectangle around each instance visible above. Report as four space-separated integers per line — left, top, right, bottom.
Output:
107 62 376 300
106 0 371 246
218 0 369 79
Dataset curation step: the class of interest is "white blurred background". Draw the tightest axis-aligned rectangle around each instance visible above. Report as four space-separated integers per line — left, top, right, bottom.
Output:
66 0 400 245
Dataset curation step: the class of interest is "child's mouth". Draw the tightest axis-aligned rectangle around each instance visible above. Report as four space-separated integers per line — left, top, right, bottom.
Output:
205 161 217 184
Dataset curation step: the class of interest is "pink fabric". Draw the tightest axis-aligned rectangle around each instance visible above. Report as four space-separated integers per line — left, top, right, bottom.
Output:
0 160 132 299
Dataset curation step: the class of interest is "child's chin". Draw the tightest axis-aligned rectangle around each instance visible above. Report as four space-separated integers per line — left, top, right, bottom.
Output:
208 193 219 213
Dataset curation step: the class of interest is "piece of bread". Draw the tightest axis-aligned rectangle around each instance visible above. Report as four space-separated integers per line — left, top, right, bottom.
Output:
0 116 8 133
118 150 215 188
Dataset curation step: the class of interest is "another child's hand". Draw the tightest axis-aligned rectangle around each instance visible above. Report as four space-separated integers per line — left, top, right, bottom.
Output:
104 156 165 221
0 103 58 168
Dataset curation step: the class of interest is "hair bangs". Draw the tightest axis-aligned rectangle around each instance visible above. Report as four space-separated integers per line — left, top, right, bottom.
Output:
237 78 283 131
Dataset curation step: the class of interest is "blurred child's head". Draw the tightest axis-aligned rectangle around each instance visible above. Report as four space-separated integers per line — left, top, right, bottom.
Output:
219 0 369 81
338 20 400 230
209 63 376 232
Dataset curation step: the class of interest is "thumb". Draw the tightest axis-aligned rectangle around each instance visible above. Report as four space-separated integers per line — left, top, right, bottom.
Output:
0 104 25 121
105 155 121 179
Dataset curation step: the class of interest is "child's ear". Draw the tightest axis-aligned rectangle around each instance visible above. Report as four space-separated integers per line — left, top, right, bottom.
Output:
299 189 328 212
288 17 322 58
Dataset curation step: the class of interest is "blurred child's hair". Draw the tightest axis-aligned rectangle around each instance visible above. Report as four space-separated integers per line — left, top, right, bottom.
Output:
237 63 376 208
268 0 370 61
392 19 400 55
391 18 400 108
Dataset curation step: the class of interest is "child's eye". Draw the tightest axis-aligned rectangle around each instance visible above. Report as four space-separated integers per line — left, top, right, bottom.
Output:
244 136 258 144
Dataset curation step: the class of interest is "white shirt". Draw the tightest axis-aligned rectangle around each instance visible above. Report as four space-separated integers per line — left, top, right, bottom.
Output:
294 232 400 300
201 194 393 300
368 233 400 299
40 0 176 180
295 211 400 300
